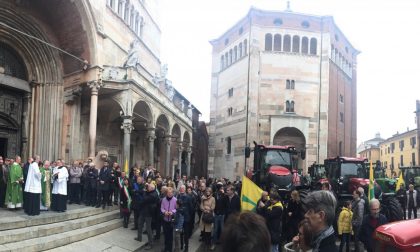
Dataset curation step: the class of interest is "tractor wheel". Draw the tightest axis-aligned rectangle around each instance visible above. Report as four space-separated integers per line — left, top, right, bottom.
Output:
381 197 404 222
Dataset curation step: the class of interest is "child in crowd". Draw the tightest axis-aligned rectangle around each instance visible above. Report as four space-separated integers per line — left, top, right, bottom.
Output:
338 201 353 252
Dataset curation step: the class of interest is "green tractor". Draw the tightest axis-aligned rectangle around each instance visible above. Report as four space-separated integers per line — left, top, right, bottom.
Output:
399 166 420 191
371 162 397 195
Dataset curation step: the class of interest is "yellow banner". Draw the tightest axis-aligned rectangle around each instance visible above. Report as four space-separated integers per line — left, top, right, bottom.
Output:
240 176 264 211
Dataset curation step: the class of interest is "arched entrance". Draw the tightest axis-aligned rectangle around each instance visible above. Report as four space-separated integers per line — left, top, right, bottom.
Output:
273 127 306 170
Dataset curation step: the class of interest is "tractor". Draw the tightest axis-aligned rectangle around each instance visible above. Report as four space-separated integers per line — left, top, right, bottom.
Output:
371 162 397 196
324 157 403 222
246 142 307 201
399 166 420 191
308 163 328 190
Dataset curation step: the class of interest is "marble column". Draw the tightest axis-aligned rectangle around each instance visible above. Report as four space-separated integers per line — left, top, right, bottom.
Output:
177 142 183 178
165 136 172 177
21 93 31 161
187 146 192 177
121 117 133 173
88 81 102 158
147 128 155 166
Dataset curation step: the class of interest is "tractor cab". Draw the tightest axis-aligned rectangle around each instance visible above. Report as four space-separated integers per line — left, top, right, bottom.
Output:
250 142 300 194
399 166 420 191
308 163 327 190
324 157 368 200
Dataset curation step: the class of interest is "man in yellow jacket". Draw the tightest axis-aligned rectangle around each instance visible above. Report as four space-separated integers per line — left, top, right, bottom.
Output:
338 201 353 252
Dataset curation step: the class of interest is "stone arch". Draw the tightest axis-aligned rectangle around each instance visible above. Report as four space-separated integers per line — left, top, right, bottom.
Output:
133 100 153 129
155 114 170 133
273 127 306 151
183 131 191 146
171 124 181 140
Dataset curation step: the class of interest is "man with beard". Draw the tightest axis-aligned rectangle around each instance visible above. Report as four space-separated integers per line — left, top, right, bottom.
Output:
51 160 69 212
359 199 388 252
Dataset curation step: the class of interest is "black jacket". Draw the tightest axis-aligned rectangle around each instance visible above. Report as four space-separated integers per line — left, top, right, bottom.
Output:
139 189 159 217
225 194 240 222
98 166 112 191
359 214 388 252
263 203 283 244
178 193 194 222
318 232 338 252
214 192 227 215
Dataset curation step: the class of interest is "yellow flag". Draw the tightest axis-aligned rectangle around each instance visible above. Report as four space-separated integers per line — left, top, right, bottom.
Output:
396 172 405 190
240 176 263 211
124 159 129 173
368 159 375 200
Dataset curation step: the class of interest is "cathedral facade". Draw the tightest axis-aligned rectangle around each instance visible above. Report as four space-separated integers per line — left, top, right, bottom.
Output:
0 0 207 177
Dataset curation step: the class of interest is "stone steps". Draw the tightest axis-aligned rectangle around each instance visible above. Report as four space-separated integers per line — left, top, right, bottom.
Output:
0 206 122 252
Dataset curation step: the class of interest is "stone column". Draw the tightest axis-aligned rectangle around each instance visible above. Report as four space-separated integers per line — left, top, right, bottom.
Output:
21 93 31 161
187 146 192 177
177 142 183 177
121 117 133 173
147 128 155 166
165 136 172 177
88 81 102 158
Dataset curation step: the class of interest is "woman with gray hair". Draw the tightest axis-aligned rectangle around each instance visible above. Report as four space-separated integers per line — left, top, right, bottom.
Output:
304 190 338 252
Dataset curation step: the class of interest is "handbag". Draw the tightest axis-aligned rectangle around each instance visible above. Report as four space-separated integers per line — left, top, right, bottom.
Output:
202 212 214 224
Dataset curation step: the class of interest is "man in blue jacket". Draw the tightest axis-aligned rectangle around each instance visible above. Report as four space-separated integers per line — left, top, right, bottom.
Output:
359 199 387 252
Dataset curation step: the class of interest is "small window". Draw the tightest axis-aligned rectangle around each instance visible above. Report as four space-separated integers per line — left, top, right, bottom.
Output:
227 107 233 116
273 18 283 26
229 49 232 65
399 140 404 151
291 80 295 89
265 33 273 51
400 155 404 167
220 56 224 70
339 94 344 103
225 38 229 45
412 153 416 166
228 88 233 97
292 35 300 53
290 101 295 112
244 39 248 55
339 112 344 122
239 27 243 35
335 34 339 41
310 38 317 55
286 101 290 112
302 37 309 54
283 35 291 52
234 46 238 62
239 43 243 58
391 143 395 153
273 34 282 51
301 21 310 28
286 80 290 89
226 137 232 154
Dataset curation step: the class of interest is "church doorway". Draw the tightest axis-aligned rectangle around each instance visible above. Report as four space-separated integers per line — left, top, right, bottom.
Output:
0 138 7 157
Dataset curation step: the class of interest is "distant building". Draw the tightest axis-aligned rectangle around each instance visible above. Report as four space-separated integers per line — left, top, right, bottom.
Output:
379 129 418 177
208 7 359 179
357 133 384 160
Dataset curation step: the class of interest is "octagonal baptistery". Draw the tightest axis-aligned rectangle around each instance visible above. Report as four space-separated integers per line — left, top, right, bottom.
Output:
208 7 359 179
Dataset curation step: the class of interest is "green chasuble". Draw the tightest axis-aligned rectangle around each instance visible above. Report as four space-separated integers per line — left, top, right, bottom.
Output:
5 162 23 208
40 167 51 208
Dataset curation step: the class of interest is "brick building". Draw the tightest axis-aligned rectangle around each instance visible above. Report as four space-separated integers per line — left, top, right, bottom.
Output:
0 0 207 177
208 7 358 179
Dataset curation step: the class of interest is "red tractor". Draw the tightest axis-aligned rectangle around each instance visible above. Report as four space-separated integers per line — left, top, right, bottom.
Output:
246 142 306 200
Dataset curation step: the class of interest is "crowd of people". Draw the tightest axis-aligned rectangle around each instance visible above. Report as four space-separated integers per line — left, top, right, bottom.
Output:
1 155 419 252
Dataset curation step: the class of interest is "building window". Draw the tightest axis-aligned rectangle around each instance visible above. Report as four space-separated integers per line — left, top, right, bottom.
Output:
410 136 416 148
399 140 404 151
244 39 248 55
390 143 395 153
220 56 224 70
228 88 233 97
412 153 416 166
229 49 232 65
273 34 281 51
234 46 238 62
302 37 309 54
283 35 291 52
273 18 283 26
339 94 344 103
400 155 404 167
239 43 243 58
301 21 310 28
286 80 290 89
391 157 394 170
292 35 300 53
310 38 317 55
117 0 123 16
227 107 233 116
225 52 228 67
286 100 295 113
226 137 232 154
239 27 243 35
265 33 273 51
291 80 295 89
124 3 130 22
339 112 344 123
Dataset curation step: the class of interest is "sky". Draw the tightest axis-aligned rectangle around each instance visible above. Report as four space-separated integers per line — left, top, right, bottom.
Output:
159 0 420 145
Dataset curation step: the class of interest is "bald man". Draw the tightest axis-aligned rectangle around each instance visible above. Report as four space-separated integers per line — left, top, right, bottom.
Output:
256 191 270 216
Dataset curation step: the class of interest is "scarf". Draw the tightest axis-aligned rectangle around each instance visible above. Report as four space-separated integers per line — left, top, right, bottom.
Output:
123 184 132 209
268 201 283 211
312 225 335 252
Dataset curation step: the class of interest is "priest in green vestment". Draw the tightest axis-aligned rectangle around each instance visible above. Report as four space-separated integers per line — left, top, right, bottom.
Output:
5 156 23 209
40 160 51 210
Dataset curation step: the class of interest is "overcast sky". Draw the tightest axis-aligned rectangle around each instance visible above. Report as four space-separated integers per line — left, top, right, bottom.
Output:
159 0 420 145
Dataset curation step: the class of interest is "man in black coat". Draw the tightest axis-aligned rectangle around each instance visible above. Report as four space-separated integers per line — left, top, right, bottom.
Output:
178 185 194 251
136 183 159 250
304 190 338 252
263 192 283 252
224 184 240 223
96 160 111 209
359 199 388 252
86 162 98 207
